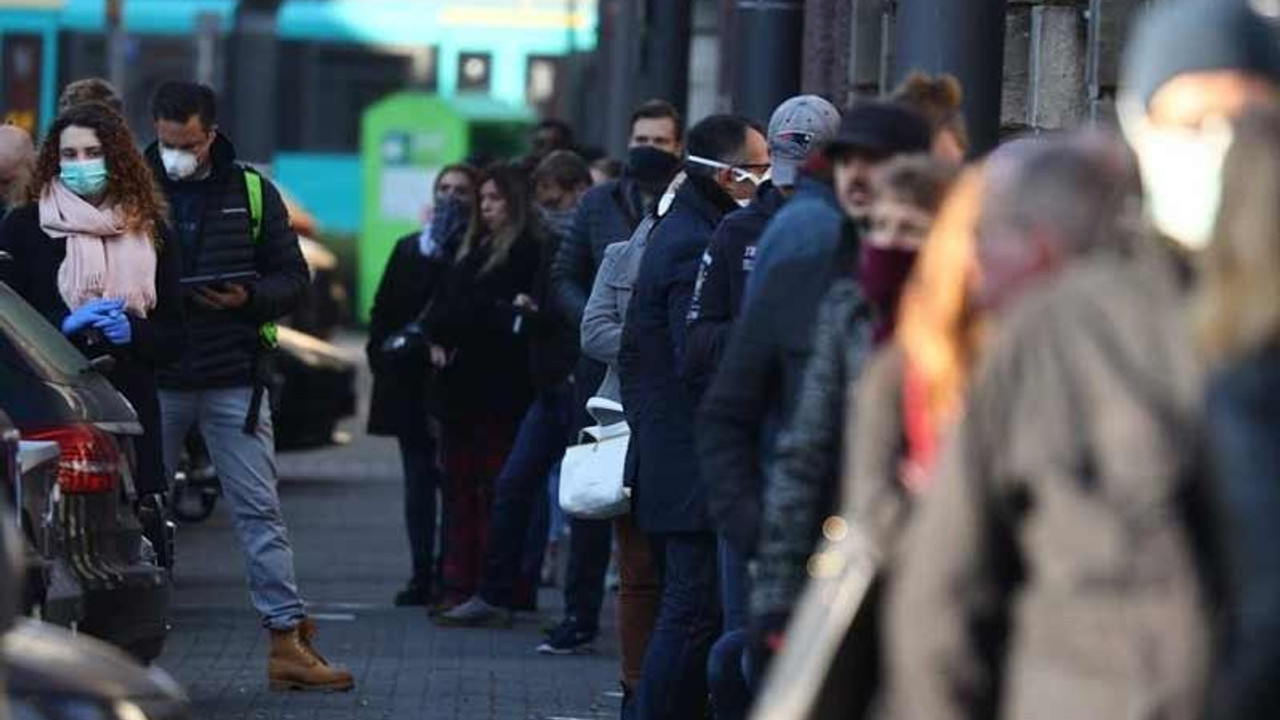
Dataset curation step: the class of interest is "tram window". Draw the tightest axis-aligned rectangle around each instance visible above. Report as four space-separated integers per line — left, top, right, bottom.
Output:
458 52 492 93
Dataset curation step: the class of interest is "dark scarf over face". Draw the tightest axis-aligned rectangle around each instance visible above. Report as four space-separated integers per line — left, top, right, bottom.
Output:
627 145 682 196
858 244 919 344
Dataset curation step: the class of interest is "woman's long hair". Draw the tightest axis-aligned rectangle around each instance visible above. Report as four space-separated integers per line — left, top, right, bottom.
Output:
894 168 987 428
1195 107 1280 366
26 102 168 238
458 162 531 275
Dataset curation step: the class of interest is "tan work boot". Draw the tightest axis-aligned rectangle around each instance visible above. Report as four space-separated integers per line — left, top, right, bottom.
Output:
267 618 355 692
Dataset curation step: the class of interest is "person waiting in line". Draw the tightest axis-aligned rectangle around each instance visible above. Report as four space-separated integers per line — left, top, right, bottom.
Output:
0 124 35 218
58 77 125 116
590 157 624 186
367 163 480 608
144 81 351 691
696 102 932 640
886 3 1280 717
437 151 595 631
891 72 970 163
744 154 957 710
1196 108 1280 720
579 168 684 717
0 102 184 548
618 114 769 720
683 95 841 397
546 98 684 655
531 118 577 158
424 163 541 615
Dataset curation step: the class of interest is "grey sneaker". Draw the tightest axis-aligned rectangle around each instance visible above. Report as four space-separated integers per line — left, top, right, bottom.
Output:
434 596 513 628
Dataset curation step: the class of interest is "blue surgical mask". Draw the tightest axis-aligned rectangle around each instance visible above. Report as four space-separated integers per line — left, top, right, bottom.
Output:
60 159 109 197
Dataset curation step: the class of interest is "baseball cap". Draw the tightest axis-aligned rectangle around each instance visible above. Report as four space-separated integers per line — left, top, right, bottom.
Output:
768 95 842 186
825 101 932 159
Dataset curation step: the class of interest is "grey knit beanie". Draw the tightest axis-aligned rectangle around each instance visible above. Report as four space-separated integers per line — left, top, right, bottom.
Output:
1122 0 1280 109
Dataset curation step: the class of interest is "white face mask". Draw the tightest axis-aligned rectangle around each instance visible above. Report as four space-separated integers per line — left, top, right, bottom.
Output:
1120 101 1235 251
160 147 200 181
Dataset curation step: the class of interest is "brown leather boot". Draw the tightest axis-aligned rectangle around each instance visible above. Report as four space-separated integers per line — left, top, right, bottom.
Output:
267 618 355 692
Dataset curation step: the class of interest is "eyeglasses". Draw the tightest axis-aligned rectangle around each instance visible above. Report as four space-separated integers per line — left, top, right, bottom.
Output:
687 155 773 186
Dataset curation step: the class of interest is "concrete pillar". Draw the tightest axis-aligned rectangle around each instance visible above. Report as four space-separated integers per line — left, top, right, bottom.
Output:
637 0 693 122
1028 5 1087 130
227 0 283 164
1001 3 1033 134
847 0 886 100
734 0 804 123
893 0 1007 154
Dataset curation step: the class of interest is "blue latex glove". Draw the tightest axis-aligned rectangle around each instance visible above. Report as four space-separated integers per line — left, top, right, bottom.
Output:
92 309 132 346
60 299 124 336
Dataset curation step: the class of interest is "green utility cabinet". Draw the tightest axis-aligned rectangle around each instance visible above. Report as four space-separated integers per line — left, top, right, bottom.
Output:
358 92 532 323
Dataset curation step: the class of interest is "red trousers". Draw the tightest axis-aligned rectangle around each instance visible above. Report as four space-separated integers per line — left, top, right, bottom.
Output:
439 416 518 603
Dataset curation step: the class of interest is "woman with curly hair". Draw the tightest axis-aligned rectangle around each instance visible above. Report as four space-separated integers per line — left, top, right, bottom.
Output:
0 102 184 496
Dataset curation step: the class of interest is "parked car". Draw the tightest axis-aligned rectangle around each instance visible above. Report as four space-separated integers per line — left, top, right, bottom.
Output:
272 326 358 450
0 281 170 663
7 619 189 720
10 427 83 628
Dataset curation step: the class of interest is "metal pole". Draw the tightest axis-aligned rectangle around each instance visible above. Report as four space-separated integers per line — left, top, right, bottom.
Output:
892 0 1006 155
733 0 803 122
105 0 128 102
638 0 692 122
228 0 283 164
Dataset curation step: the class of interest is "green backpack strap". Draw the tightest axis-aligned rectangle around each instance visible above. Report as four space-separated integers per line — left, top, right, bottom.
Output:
241 167 277 348
243 168 264 243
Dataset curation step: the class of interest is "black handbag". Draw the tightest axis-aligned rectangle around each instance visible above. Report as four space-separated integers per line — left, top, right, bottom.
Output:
379 297 437 373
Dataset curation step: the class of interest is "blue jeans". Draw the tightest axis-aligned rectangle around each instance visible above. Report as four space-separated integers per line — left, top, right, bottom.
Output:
709 539 753 720
159 386 305 631
398 429 441 590
479 386 573 607
638 532 720 720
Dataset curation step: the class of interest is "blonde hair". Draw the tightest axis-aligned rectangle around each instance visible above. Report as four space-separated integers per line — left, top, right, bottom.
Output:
1195 109 1280 366
894 167 986 427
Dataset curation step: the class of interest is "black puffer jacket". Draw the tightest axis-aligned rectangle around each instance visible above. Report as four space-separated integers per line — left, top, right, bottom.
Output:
146 135 308 390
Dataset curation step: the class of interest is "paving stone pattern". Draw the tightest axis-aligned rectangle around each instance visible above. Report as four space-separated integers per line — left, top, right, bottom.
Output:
156 334 621 720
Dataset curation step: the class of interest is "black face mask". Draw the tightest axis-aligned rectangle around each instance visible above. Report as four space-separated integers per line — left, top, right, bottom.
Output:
627 146 681 193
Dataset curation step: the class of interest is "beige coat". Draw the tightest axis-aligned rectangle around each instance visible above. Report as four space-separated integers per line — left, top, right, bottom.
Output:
886 238 1214 720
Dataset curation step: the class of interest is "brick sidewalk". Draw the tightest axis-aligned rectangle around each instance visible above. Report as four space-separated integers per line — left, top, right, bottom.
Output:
160 603 621 720
156 347 622 720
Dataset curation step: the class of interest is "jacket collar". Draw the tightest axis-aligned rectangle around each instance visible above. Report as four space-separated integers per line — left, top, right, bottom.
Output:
675 173 740 228
794 175 840 213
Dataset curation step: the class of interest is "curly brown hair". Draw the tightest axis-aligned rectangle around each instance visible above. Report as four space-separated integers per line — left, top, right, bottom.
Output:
26 103 168 238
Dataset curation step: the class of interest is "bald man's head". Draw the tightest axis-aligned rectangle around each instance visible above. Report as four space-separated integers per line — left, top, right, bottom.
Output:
0 125 35 205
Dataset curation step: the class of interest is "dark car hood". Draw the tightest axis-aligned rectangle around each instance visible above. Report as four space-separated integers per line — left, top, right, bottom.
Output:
5 619 185 702
0 283 139 431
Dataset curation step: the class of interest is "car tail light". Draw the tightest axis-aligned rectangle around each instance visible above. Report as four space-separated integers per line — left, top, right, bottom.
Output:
24 424 122 494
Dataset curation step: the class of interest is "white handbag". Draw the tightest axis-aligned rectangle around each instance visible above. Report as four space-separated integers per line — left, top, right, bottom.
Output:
559 398 631 519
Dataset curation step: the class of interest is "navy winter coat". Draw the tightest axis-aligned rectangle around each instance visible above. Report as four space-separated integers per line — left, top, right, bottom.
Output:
618 176 738 534
697 176 854 556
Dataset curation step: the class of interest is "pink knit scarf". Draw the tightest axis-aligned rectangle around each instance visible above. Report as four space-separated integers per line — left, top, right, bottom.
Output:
39 179 157 317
